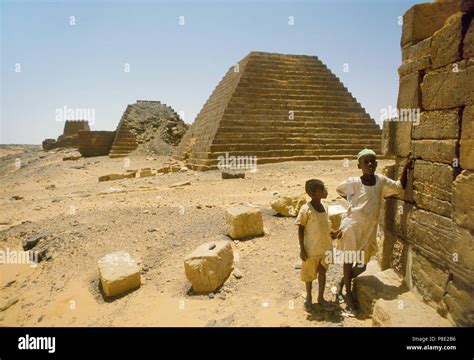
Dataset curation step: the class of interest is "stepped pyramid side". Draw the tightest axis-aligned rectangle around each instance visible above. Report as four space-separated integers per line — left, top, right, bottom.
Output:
109 105 139 158
176 51 382 171
175 54 252 162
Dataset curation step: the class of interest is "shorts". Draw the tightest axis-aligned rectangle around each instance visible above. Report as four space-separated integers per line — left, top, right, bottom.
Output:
300 256 328 283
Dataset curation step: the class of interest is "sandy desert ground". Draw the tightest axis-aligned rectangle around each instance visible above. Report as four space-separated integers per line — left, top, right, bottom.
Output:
0 145 396 327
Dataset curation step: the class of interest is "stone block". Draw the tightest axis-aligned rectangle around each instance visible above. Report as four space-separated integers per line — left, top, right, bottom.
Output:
447 225 474 287
401 2 459 47
221 171 245 179
384 198 414 239
407 208 457 266
397 72 422 110
184 241 234 293
398 56 431 77
444 278 474 326
452 170 474 230
464 16 474 59
98 251 141 297
401 37 432 63
412 109 460 139
410 249 450 307
413 139 457 164
461 106 474 170
421 60 474 110
270 193 306 217
353 265 406 317
372 292 451 327
383 160 414 203
413 160 454 217
431 12 464 69
225 206 264 239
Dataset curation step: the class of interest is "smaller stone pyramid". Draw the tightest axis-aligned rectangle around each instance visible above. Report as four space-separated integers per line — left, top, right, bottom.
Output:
109 100 188 158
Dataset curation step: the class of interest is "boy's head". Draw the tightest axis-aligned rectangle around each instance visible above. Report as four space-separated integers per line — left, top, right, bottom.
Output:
305 179 327 200
357 148 377 175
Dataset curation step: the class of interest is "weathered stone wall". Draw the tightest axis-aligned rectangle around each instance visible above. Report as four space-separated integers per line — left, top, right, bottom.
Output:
42 120 90 150
62 120 90 137
78 131 116 157
381 0 474 326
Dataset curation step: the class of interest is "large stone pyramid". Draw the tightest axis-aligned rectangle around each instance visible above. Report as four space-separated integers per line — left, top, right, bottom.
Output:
175 51 382 170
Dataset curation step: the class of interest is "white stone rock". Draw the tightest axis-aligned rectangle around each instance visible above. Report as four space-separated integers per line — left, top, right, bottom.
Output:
98 251 141 297
270 193 306 217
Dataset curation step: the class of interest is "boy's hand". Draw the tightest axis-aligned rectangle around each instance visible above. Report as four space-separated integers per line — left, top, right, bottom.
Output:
331 229 342 240
300 249 308 261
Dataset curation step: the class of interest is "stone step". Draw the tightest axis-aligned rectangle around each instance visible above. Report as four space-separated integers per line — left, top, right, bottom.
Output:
111 140 138 147
184 153 385 171
227 99 363 108
216 127 381 136
109 147 135 153
230 93 354 102
247 54 323 62
241 71 337 80
111 138 137 143
238 78 342 87
223 107 367 115
372 292 452 327
221 112 373 121
246 59 327 70
241 69 338 81
209 142 381 152
242 70 335 79
235 83 350 91
190 147 382 159
212 136 381 145
218 118 378 127
352 262 407 317
110 145 139 151
212 134 382 144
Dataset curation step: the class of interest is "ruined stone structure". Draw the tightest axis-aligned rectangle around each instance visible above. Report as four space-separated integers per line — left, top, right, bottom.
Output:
78 131 116 157
109 100 188 158
175 51 382 171
42 120 90 150
62 120 90 137
381 0 474 326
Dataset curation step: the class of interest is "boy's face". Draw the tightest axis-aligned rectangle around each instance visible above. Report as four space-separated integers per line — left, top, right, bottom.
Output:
358 155 377 174
310 186 328 200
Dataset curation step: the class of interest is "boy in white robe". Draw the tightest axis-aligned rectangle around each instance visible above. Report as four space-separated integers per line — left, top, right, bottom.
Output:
335 148 413 313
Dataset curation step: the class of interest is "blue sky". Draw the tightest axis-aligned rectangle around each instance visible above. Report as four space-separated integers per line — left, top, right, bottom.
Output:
1 0 421 144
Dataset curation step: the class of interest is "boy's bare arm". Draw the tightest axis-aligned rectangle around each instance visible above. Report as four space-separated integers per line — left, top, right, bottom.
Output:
400 152 415 189
298 225 307 261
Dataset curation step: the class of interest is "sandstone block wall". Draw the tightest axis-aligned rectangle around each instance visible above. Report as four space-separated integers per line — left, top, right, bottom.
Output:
381 0 474 326
62 120 90 137
78 131 116 157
